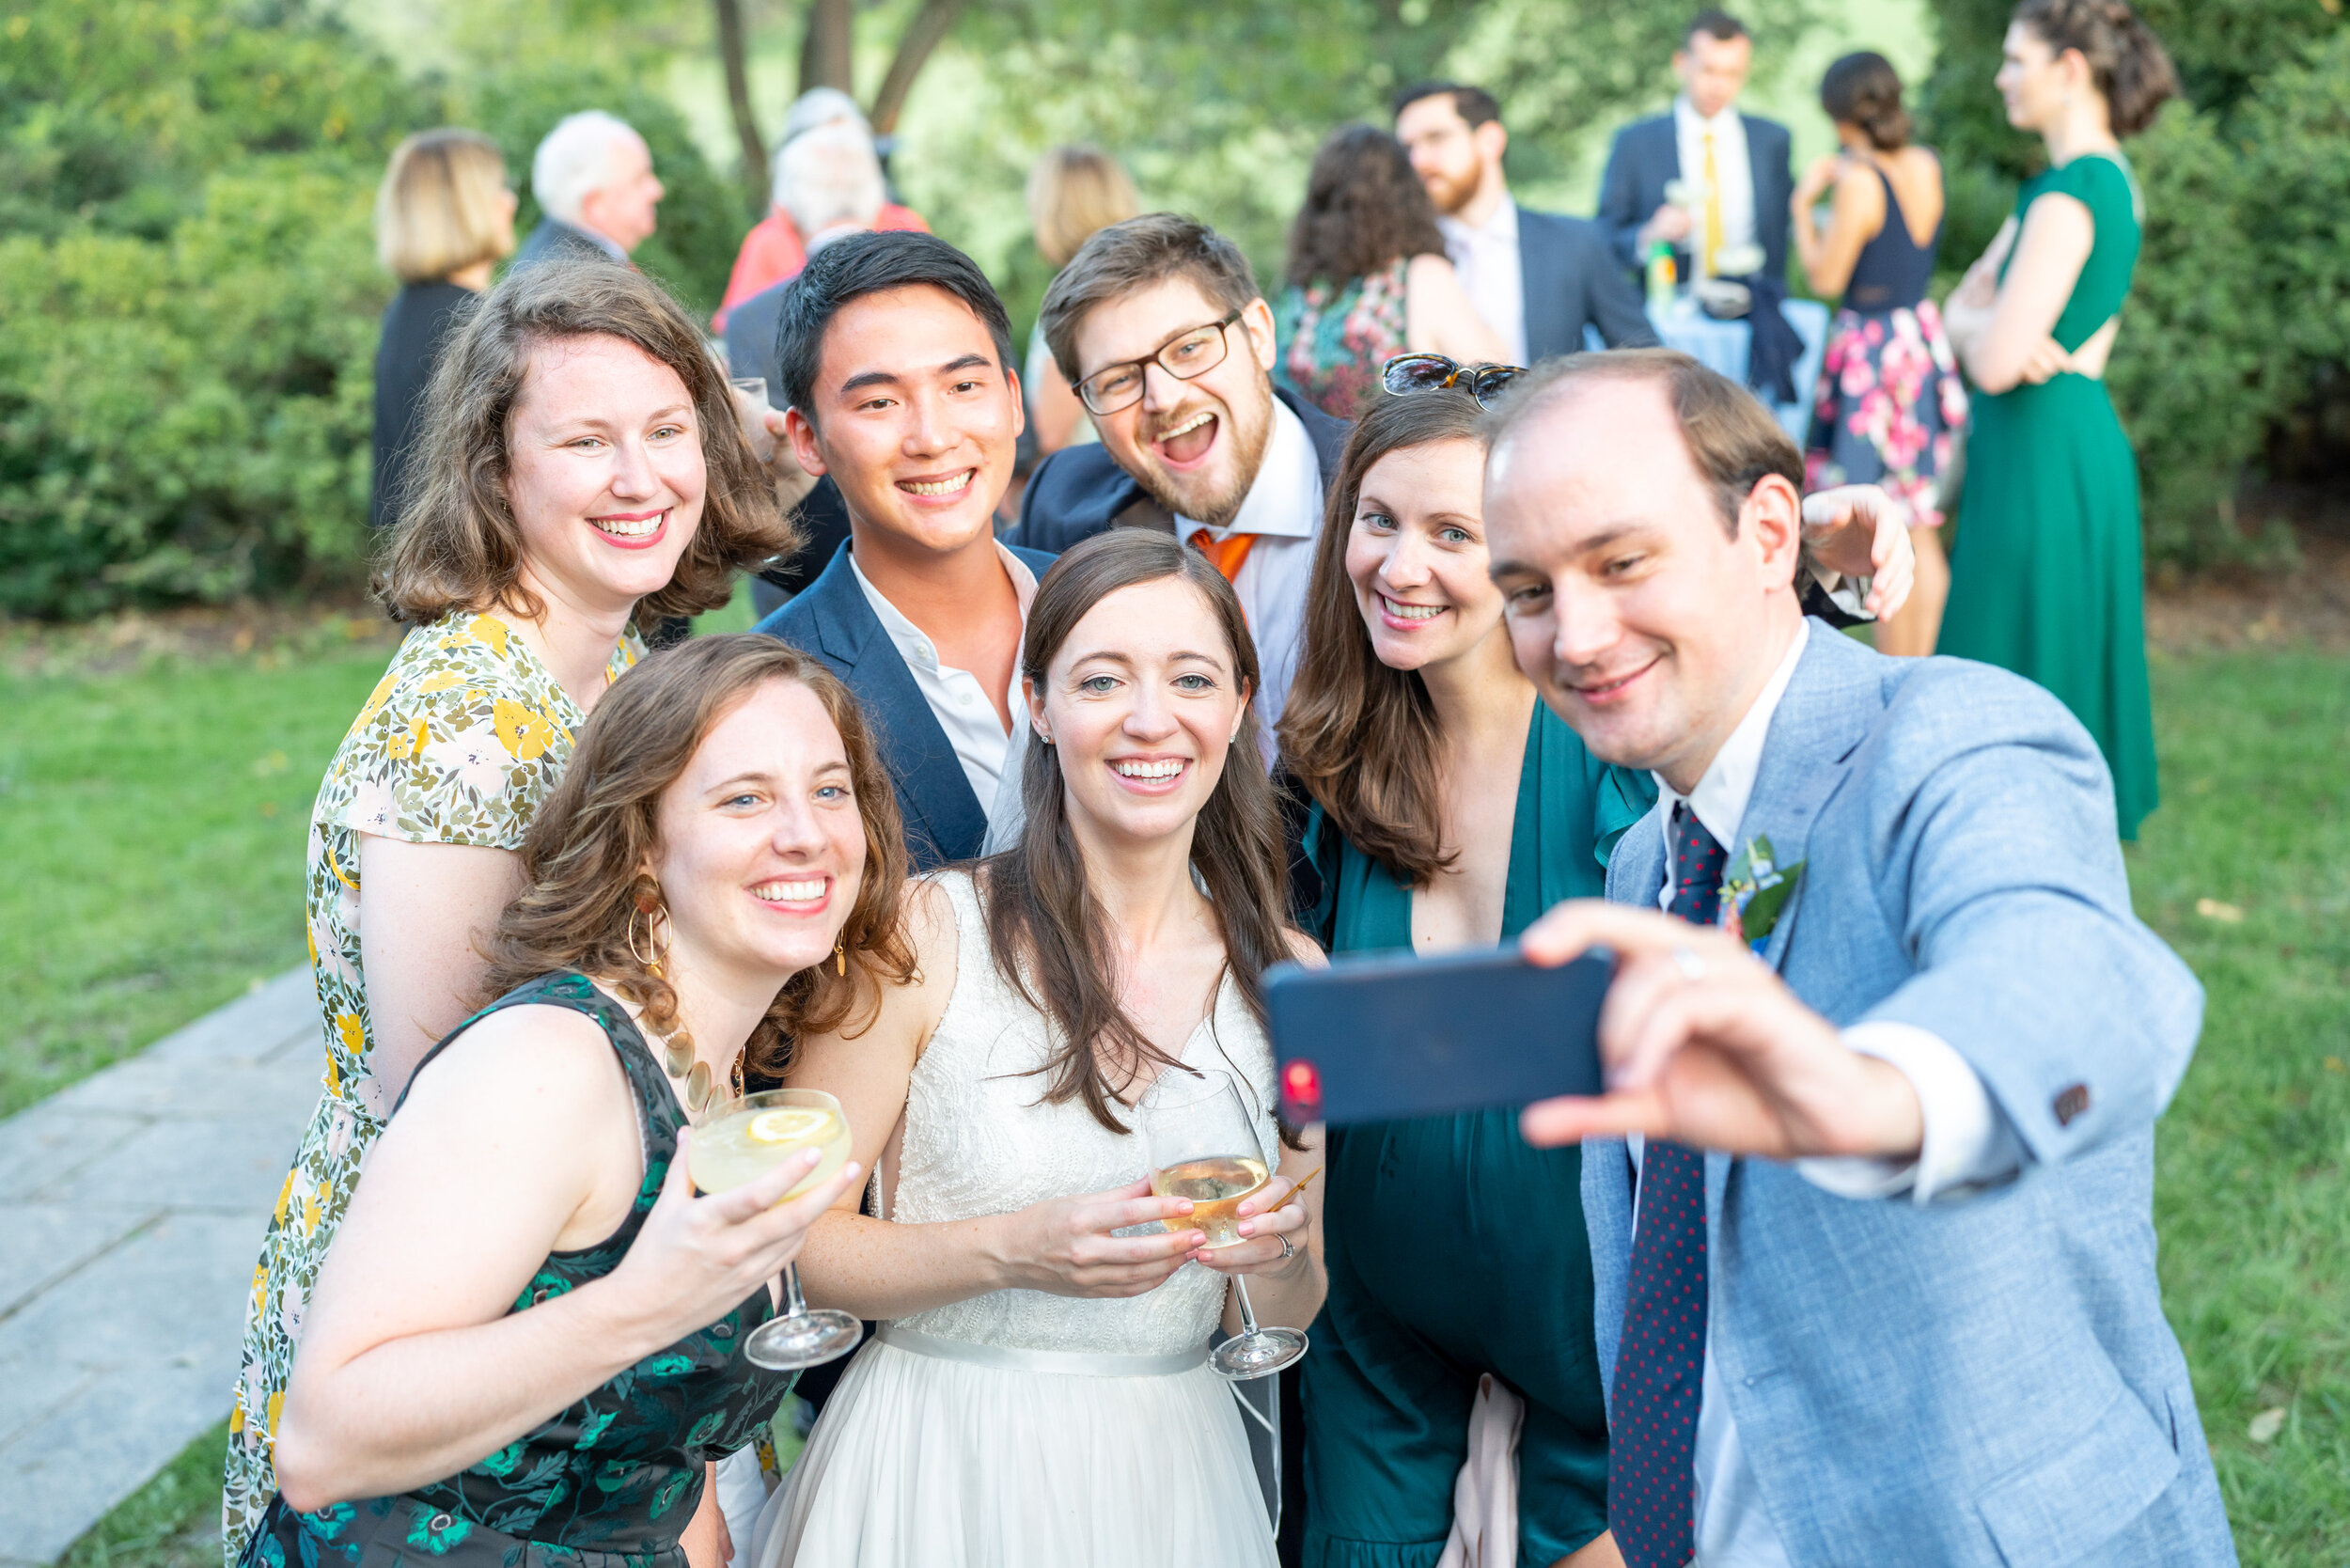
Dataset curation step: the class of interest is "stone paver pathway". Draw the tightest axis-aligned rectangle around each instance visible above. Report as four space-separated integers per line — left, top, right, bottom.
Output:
0 968 320 1566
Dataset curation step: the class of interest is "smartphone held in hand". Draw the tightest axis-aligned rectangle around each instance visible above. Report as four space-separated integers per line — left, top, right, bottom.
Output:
1264 947 1613 1126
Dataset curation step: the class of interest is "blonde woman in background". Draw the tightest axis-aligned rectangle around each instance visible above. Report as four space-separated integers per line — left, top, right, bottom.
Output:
369 130 516 529
1024 147 1142 454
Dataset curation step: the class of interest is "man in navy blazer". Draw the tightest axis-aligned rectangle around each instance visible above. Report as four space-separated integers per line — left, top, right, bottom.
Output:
1393 82 1659 361
1011 214 1348 735
1485 350 2233 1567
752 232 1052 870
1596 11 1793 286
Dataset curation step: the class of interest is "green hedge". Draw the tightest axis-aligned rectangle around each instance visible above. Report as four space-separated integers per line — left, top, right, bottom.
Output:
0 0 746 619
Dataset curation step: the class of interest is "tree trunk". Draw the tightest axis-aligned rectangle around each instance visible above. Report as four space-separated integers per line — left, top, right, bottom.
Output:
713 0 768 211
799 0 854 95
869 0 968 133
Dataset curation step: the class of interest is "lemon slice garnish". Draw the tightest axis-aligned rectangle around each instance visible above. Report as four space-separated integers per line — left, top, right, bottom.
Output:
746 1107 829 1145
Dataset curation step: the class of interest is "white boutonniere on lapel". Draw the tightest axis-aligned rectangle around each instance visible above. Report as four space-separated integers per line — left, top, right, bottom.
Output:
1719 834 1804 953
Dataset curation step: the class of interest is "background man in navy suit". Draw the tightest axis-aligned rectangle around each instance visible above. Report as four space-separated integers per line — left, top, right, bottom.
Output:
1392 82 1659 361
1596 11 1793 287
754 232 1052 869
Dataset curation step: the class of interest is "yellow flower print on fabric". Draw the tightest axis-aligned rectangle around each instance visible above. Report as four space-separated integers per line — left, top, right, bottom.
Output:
224 606 650 1568
349 669 400 736
494 698 557 760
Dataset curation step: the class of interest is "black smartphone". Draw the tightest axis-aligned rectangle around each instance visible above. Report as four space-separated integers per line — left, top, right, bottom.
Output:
1263 947 1614 1125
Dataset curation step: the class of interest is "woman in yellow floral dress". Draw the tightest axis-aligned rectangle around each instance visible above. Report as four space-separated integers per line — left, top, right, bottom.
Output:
221 258 798 1562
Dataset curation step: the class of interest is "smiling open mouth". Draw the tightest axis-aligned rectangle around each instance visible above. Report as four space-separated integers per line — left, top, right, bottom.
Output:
751 877 828 904
1152 410 1217 465
591 511 666 540
1380 594 1446 622
898 470 976 498
1111 759 1187 780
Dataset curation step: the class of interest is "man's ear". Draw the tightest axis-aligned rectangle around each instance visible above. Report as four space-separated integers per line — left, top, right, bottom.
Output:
1005 365 1027 440
1740 474 1805 592
783 406 830 478
1479 120 1509 166
1241 297 1279 372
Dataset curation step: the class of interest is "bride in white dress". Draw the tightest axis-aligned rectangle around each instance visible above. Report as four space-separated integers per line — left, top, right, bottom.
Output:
753 531 1325 1568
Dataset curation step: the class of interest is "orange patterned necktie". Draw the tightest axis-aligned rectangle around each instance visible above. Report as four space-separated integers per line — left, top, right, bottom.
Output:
1187 528 1257 601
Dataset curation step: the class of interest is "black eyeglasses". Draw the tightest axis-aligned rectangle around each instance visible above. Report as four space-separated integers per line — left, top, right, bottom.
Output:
1381 353 1528 410
1072 309 1246 416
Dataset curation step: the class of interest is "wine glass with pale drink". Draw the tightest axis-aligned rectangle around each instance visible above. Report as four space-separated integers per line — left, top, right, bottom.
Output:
688 1087 862 1369
1139 1070 1308 1380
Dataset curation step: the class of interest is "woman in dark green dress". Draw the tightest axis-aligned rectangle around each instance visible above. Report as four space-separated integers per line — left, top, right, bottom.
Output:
1279 391 1650 1568
1940 0 2179 839
244 635 917 1568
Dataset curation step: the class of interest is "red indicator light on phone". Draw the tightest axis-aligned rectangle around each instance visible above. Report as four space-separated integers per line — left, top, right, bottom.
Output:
1283 1059 1322 1113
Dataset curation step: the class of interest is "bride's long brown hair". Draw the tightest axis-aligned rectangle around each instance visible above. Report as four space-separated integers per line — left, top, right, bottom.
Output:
478 635 918 1078
979 530 1292 1135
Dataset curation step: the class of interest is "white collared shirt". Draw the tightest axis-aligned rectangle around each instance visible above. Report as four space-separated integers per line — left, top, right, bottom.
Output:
1437 197 1528 366
849 541 1039 832
1672 95 1757 261
1177 397 1324 737
1632 618 2020 1567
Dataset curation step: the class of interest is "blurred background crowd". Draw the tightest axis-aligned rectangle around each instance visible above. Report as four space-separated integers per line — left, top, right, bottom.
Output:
4 0 2346 627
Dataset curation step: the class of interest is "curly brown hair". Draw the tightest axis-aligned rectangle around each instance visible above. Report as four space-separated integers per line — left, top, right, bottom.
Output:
478 634 917 1080
374 257 799 630
1284 124 1448 290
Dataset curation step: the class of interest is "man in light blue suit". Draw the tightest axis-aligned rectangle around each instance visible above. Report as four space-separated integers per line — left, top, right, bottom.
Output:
1482 349 2235 1567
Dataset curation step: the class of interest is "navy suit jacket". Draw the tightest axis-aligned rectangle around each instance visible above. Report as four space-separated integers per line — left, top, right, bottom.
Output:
753 540 1057 870
1517 206 1659 359
510 218 619 270
1596 112 1794 283
1010 384 1349 554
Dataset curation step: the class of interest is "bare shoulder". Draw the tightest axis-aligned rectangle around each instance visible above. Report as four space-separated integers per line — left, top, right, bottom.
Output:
402 1001 628 1120
1404 252 1463 290
1280 928 1329 969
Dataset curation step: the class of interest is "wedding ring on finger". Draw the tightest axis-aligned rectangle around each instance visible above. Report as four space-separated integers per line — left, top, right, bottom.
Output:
1276 1233 1294 1262
1670 946 1707 983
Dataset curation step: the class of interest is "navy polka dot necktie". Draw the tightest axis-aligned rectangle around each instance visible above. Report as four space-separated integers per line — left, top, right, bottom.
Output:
1611 804 1725 1568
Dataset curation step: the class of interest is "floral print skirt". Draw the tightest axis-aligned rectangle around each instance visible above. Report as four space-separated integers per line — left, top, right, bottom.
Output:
1804 301 1969 528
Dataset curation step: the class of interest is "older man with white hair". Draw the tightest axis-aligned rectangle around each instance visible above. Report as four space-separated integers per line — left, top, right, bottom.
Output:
714 87 929 329
514 109 665 267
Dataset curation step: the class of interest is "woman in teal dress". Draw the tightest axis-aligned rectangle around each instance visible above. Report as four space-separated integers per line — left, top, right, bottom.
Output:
243 635 918 1568
1279 389 1648 1568
1940 0 2179 839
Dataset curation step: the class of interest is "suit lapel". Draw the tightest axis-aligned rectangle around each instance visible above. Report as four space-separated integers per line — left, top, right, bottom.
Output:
803 548 988 866
1733 622 1880 972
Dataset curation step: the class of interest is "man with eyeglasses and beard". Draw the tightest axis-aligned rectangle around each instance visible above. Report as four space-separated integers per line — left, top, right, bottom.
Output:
1013 214 1347 736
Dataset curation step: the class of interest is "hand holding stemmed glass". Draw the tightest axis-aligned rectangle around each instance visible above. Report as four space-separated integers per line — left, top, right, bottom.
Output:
1138 1070 1314 1380
686 1087 865 1370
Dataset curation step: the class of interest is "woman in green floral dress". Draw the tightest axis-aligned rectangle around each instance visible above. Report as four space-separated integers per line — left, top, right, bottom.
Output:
223 259 799 1560
245 634 917 1568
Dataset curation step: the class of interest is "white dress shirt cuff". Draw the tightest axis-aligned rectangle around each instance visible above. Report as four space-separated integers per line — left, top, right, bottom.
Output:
1795 1022 2023 1203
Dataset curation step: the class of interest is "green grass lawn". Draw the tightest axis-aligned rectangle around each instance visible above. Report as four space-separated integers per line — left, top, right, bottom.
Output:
8 634 2343 1566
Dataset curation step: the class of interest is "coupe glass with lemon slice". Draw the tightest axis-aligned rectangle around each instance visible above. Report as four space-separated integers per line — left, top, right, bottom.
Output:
687 1087 863 1369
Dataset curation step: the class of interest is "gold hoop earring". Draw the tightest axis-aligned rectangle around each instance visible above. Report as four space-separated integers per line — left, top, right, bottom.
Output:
835 942 847 977
627 878 667 977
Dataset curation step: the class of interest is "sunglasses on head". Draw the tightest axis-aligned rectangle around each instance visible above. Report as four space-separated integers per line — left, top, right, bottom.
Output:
1380 353 1529 410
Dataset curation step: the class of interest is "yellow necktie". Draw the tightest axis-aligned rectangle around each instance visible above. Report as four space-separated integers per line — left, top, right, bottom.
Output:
1701 128 1725 275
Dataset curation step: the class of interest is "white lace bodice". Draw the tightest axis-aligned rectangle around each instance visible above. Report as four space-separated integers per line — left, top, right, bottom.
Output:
885 870 1278 1356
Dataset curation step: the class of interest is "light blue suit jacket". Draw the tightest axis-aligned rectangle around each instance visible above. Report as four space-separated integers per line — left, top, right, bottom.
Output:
1585 621 2236 1566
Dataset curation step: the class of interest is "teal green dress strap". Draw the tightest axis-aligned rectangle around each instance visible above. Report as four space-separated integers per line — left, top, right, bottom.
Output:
1301 707 1655 1568
238 970 797 1568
